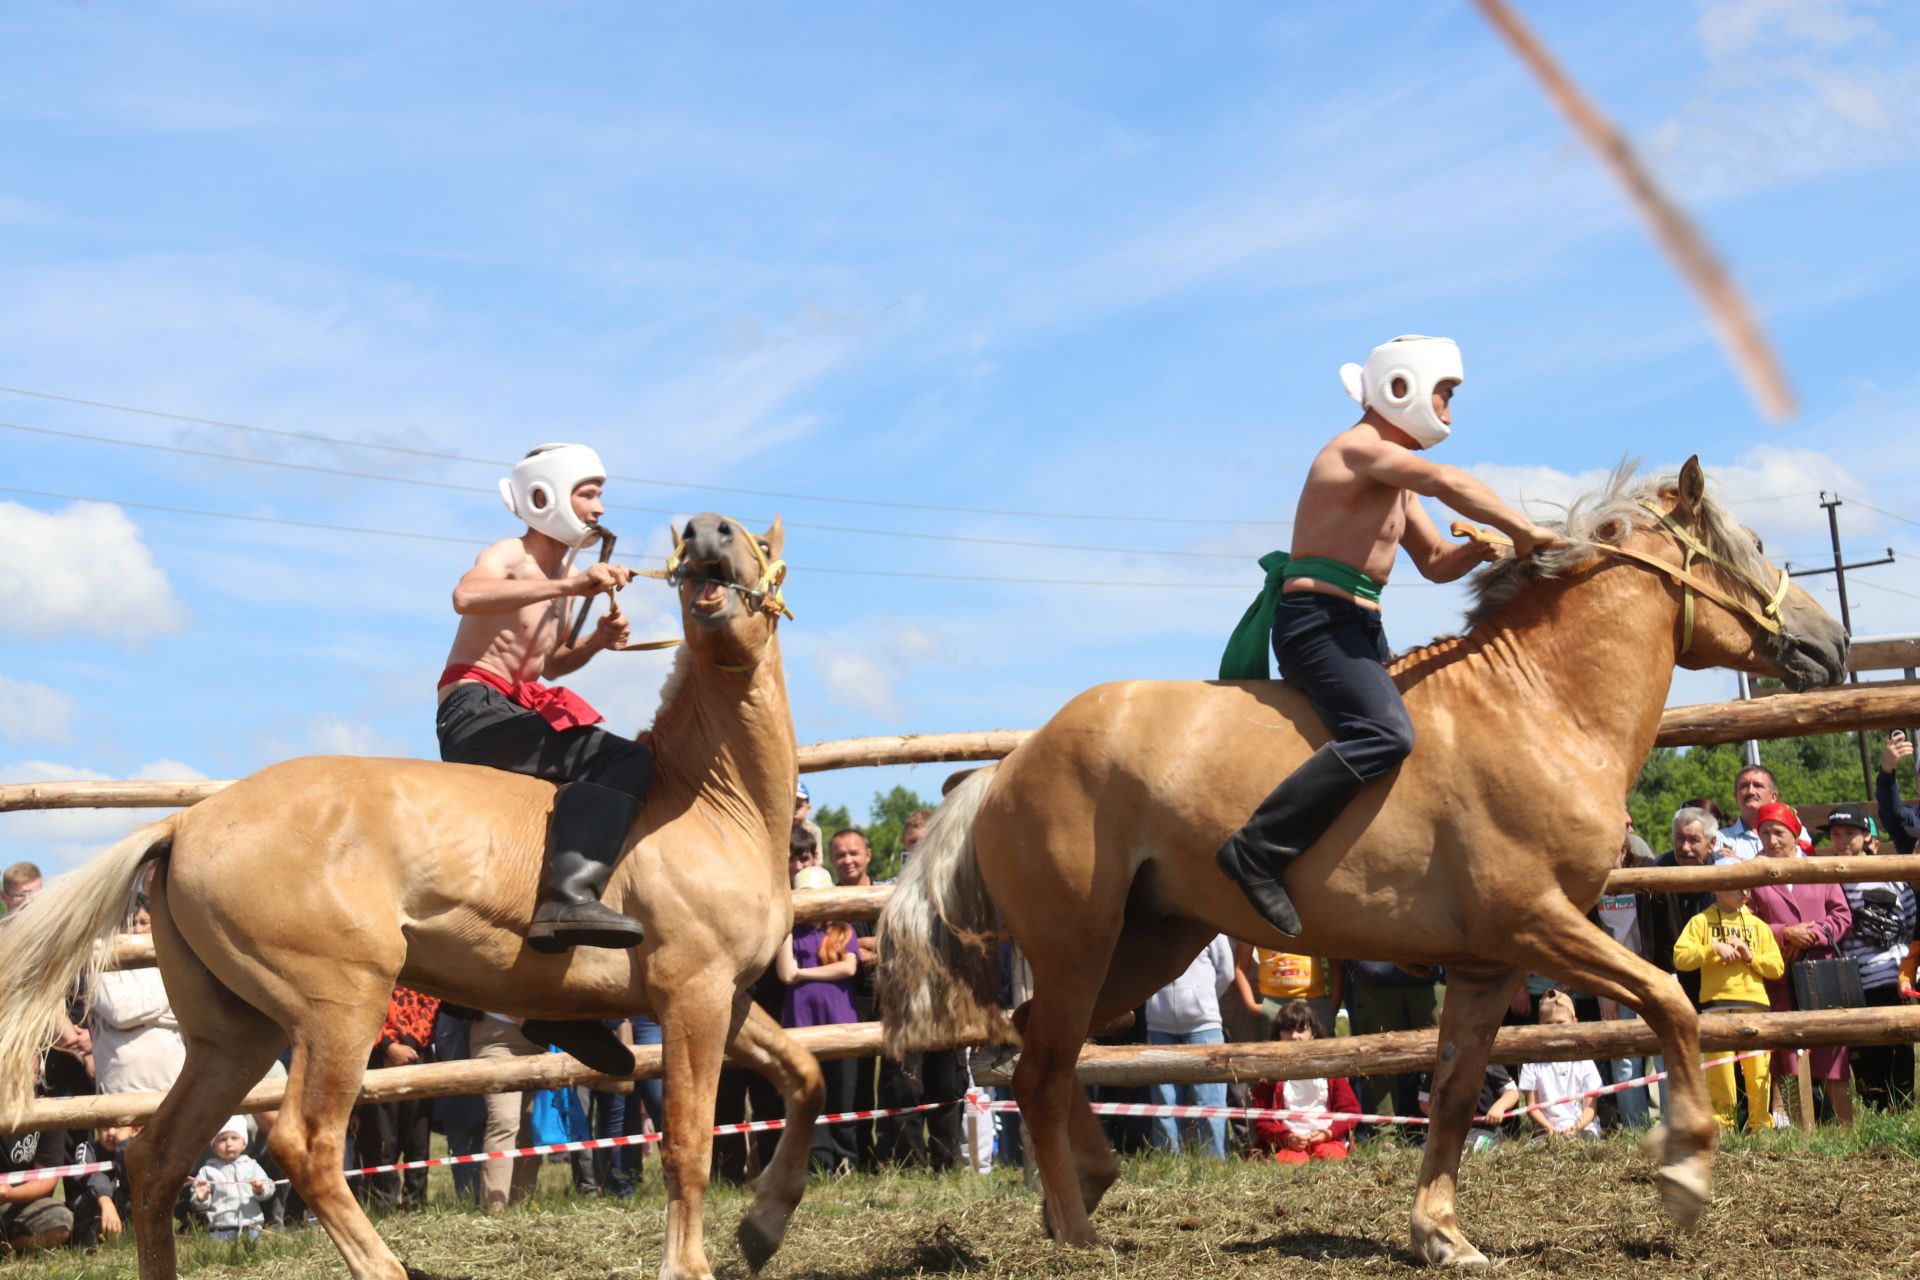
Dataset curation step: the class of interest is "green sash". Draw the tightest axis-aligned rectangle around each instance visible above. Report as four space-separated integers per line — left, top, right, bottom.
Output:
1218 552 1383 680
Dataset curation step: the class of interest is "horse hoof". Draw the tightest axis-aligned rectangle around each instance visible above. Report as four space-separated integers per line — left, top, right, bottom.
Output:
1658 1157 1712 1231
1039 1199 1099 1248
737 1212 781 1273
1414 1227 1489 1268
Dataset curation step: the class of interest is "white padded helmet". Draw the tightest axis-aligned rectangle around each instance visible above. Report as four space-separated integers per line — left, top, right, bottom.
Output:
498 443 606 548
1338 335 1462 449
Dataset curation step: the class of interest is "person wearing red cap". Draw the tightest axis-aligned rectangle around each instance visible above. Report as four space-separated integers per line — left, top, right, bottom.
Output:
1748 802 1855 1125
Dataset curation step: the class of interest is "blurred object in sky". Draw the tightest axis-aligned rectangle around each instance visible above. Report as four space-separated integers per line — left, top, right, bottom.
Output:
1473 0 1797 422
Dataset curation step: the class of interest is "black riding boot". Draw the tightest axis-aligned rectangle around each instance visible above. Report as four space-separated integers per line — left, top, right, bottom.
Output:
1214 743 1368 937
527 781 647 954
521 1019 635 1077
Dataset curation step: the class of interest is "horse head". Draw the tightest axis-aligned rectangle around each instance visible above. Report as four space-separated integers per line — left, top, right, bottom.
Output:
669 512 789 668
1628 456 1848 691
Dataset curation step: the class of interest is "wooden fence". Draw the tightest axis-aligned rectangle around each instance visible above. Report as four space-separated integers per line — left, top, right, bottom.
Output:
9 683 1920 1134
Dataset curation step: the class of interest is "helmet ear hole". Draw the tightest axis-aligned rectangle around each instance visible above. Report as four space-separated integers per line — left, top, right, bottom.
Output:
1390 375 1410 400
528 482 552 512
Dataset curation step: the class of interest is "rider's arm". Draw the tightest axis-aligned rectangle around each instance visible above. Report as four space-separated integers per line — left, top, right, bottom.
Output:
1350 440 1554 553
1399 495 1499 583
451 542 586 617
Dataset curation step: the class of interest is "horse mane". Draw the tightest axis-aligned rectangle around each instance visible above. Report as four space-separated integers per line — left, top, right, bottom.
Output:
1389 459 1770 672
651 646 693 727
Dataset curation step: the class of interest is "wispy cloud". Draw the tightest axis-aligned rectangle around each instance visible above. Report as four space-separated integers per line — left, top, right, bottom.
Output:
0 678 74 745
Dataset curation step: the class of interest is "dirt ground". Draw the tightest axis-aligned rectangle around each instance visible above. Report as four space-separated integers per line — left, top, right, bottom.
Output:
12 1124 1920 1279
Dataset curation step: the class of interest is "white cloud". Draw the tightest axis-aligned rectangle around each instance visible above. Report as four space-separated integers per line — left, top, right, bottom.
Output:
0 755 208 876
1648 0 1917 197
1697 0 1884 61
0 500 188 642
802 621 948 724
301 716 406 758
0 677 75 744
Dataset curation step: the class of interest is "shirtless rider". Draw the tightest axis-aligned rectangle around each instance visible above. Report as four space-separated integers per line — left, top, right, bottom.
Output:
1215 336 1560 936
437 443 650 1072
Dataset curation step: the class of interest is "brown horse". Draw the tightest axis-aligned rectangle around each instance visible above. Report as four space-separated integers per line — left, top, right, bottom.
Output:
0 513 813 1280
878 460 1848 1266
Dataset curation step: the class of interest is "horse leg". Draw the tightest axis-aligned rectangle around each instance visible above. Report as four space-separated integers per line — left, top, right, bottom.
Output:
1013 976 1107 1248
268 1008 410 1279
656 980 736 1280
1516 900 1714 1229
1409 966 1523 1268
130 881 287 1280
1069 916 1225 1216
726 1003 825 1272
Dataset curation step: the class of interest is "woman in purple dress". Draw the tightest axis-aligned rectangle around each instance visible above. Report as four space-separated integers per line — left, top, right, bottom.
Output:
779 865 860 1169
1746 803 1854 1126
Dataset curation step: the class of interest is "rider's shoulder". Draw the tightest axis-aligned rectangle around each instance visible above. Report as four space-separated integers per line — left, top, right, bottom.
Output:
473 536 537 573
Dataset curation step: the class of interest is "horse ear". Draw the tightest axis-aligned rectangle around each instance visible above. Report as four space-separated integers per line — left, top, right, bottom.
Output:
1676 456 1706 517
762 515 784 559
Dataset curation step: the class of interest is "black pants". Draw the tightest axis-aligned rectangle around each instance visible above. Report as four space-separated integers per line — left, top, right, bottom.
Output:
875 1050 966 1169
1851 985 1916 1111
1271 592 1413 781
436 682 655 795
353 1098 432 1211
712 1065 784 1185
810 1056 859 1171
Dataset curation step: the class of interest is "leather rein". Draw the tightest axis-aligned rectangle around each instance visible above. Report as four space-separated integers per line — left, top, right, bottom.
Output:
1452 499 1789 655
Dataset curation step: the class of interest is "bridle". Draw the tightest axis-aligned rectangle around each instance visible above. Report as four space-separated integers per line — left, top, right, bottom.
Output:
1456 499 1790 655
656 520 792 623
571 516 792 667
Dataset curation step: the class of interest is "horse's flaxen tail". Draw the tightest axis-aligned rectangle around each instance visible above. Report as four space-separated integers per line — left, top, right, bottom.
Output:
876 766 1014 1057
0 818 174 1123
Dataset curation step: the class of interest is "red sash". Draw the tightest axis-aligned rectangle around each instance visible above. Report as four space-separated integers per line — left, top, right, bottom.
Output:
437 664 603 732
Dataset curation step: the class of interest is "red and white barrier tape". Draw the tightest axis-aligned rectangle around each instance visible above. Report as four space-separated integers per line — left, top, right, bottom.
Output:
0 1048 1784 1188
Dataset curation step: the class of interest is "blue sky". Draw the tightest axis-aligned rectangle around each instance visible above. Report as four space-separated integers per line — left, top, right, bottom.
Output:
5 1 1920 870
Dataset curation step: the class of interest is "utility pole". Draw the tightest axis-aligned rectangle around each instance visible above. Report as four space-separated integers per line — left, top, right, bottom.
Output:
1784 493 1894 798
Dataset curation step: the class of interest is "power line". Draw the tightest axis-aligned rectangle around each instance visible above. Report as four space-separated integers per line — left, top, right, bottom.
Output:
0 383 1290 528
0 486 1260 591
1838 494 1920 529
0 421 1261 561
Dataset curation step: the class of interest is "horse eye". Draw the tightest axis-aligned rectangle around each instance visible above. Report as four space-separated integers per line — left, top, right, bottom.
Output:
1752 534 1766 554
758 540 771 556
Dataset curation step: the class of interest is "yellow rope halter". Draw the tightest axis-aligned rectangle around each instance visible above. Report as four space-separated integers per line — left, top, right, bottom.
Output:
1453 501 1789 655
609 515 793 659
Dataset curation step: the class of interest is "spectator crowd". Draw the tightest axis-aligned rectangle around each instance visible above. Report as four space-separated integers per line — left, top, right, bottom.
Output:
5 753 1920 1257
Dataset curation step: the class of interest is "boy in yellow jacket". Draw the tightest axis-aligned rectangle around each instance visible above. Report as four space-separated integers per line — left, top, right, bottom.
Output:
1673 886 1785 1131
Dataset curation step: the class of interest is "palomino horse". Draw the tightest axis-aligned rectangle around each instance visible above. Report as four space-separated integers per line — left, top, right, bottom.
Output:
0 514 813 1280
879 460 1848 1266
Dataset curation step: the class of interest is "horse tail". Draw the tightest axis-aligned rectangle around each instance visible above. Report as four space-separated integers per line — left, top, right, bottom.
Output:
876 765 1013 1056
0 819 174 1123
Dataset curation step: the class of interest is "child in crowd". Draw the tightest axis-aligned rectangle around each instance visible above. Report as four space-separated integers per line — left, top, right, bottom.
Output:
1516 991 1601 1138
1249 1001 1360 1163
1672 885 1783 1131
1417 1064 1522 1152
190 1117 274 1241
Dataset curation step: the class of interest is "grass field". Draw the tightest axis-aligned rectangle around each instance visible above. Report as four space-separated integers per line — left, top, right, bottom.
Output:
9 1117 1920 1279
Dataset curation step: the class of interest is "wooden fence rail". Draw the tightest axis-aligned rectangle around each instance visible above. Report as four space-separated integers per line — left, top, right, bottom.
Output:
967 1005 1920 1088
9 685 1920 815
92 856 1920 973
15 1006 1919 1133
